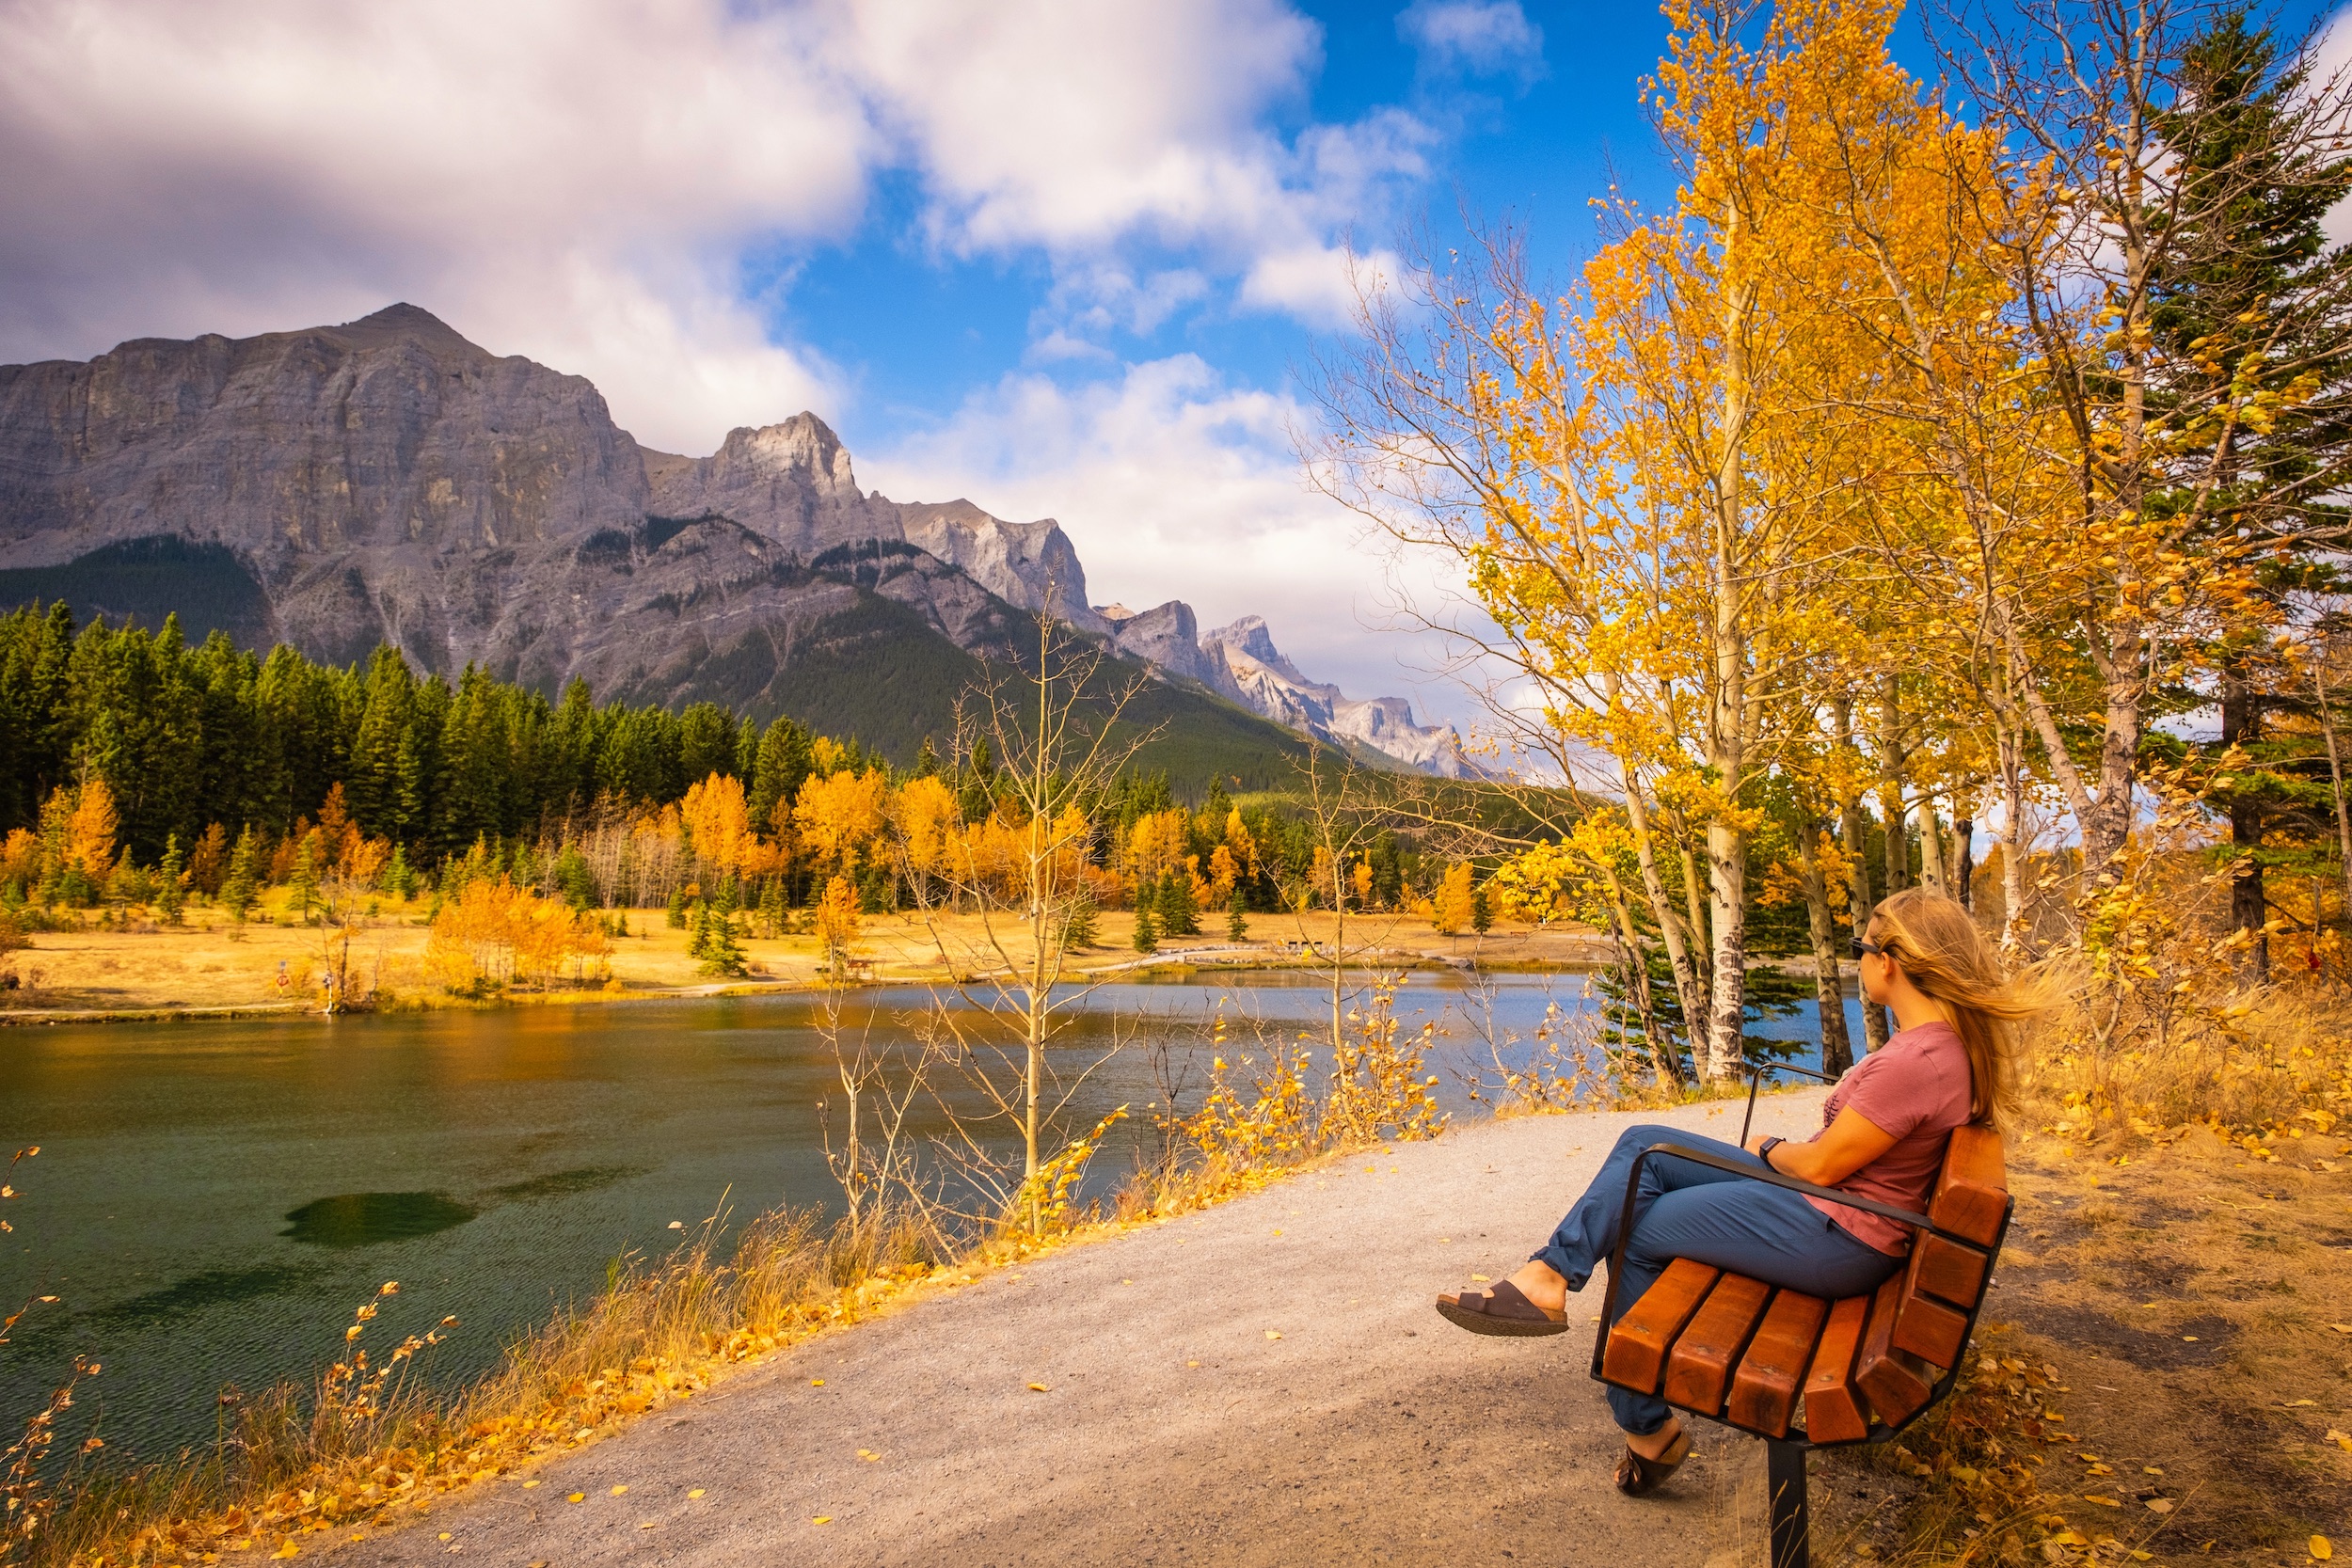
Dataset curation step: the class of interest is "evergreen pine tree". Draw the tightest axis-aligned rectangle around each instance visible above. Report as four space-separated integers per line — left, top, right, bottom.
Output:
1063 890 1099 949
1470 883 1492 935
1227 889 1248 943
1132 899 1157 955
689 899 713 958
759 875 787 938
1162 869 1199 937
699 909 749 976
288 832 321 925
155 833 185 926
222 825 260 923
386 844 415 901
667 887 689 928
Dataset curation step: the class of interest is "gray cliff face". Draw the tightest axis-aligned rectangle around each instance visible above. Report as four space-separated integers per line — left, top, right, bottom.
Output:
895 500 1107 637
1105 600 1223 689
644 415 1108 636
0 304 653 668
643 413 877 555
1200 615 1471 778
0 308 1032 683
0 302 1465 774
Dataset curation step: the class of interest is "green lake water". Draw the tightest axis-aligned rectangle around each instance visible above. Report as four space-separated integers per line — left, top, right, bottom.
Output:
0 975 1565 1458
0 974 1851 1460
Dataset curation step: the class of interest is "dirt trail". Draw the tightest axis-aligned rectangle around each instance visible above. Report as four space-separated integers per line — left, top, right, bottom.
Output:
337 1094 1835 1568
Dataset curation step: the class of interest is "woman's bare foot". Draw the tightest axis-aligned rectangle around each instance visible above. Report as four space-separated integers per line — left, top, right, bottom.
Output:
1502 1259 1569 1312
1625 1416 1684 1462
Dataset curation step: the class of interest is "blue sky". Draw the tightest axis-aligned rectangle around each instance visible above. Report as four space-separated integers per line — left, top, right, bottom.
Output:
3 0 2343 728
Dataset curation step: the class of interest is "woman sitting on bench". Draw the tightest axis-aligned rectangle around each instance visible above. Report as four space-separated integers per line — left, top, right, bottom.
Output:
1435 889 2049 1496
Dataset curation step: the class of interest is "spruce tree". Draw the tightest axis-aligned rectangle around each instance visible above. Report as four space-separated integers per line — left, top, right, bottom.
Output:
699 909 749 976
667 887 689 929
1132 898 1158 955
1162 869 1200 937
288 832 321 925
155 833 185 926
1470 883 1492 935
221 825 260 923
387 844 415 901
1063 891 1099 949
1228 889 1248 943
689 899 713 959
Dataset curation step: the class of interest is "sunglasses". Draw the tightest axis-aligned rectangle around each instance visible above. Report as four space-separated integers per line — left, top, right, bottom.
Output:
1851 938 1886 959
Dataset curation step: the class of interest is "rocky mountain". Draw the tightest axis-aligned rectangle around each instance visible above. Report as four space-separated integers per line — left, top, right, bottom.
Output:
0 304 1463 776
1201 615 1470 777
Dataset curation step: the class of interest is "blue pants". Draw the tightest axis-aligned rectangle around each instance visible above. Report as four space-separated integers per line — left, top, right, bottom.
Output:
1536 1124 1902 1435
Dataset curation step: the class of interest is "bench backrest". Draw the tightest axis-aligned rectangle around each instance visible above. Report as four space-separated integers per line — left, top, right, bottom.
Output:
1601 1122 2011 1445
1813 1123 2009 1438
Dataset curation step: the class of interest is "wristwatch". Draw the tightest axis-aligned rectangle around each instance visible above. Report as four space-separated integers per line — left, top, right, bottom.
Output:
1757 1135 1784 1164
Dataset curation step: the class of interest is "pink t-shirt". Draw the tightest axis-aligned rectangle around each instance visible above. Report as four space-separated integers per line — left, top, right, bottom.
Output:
1805 1020 1974 1255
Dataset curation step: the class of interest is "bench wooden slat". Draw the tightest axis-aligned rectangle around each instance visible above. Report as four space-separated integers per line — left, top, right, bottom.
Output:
1855 1272 1936 1425
1890 1240 1971 1367
1662 1273 1773 1416
1727 1288 1829 1438
1927 1125 2008 1247
1799 1293 1871 1443
1601 1258 1720 1393
1914 1232 1991 1308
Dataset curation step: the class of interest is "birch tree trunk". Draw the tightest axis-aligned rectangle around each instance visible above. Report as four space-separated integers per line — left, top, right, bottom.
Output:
1797 817 1853 1076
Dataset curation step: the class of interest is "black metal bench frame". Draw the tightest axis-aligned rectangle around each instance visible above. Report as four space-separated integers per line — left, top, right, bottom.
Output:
1583 1061 2016 1568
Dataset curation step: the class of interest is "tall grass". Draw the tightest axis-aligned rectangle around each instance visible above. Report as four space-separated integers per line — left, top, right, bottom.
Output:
9 1204 943 1568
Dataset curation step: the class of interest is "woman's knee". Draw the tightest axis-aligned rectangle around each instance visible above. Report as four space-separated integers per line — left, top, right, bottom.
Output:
1613 1123 1680 1153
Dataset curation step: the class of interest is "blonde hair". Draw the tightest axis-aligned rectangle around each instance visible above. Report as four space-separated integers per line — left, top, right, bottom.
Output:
1867 888 2058 1128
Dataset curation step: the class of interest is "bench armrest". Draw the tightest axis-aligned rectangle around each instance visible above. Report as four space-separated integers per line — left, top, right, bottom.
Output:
1738 1058 1836 1145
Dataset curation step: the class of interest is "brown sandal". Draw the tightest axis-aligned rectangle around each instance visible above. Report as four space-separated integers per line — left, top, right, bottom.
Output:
1435 1278 1568 1337
1613 1428 1693 1496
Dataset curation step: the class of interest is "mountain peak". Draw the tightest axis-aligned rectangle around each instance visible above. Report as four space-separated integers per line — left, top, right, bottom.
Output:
332 303 479 354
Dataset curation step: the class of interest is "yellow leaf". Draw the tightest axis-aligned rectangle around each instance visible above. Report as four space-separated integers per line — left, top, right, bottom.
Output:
565 1493 584 1504
610 1485 628 1496
272 1544 297 1560
1026 1382 1049 1392
1264 1330 1282 1340
437 1535 452 1543
2084 1495 2121 1507
2329 1325 2352 1335
638 1523 656 1530
812 1516 833 1526
1470 1274 1491 1283
2145 1499 2174 1514
2313 1537 2333 1561
688 1489 706 1498
810 1379 825 1386
520 1481 540 1490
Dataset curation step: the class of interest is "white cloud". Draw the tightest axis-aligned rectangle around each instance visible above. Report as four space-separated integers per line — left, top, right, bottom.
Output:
0 0 1453 444
858 356 1477 722
0 0 870 451
1397 0 1546 80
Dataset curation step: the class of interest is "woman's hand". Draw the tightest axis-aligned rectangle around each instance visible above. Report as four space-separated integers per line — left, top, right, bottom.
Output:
1745 1109 1899 1187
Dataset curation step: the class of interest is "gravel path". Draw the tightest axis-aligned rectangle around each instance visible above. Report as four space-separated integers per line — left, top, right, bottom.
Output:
343 1092 1831 1568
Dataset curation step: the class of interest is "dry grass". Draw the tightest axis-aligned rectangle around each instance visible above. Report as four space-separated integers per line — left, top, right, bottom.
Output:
0 900 1603 1019
1812 936 2352 1568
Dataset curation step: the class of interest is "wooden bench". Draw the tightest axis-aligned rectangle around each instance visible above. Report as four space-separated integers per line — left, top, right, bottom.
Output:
1589 1065 2013 1568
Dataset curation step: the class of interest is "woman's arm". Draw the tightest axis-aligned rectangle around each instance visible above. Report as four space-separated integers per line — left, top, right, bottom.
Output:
1745 1106 1899 1187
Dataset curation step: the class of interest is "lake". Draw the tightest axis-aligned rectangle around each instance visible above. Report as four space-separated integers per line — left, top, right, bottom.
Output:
0 973 1866 1458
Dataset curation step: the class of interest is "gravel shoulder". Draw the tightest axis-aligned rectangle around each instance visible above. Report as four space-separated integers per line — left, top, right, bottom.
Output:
342 1092 1833 1568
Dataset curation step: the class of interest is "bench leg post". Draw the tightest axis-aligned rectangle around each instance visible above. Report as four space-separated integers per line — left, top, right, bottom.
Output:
1766 1440 1808 1568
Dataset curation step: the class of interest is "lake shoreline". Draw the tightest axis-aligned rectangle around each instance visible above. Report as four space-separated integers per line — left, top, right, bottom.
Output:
0 903 1617 1026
